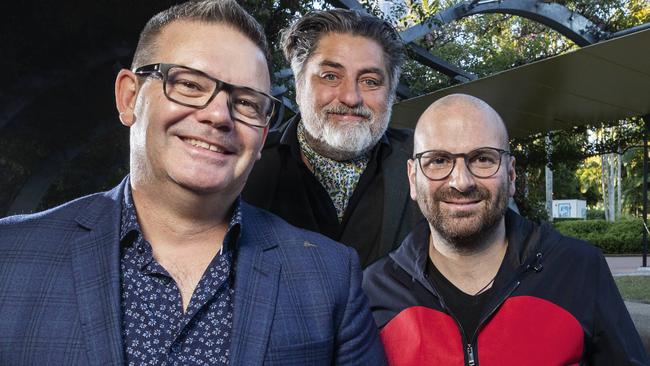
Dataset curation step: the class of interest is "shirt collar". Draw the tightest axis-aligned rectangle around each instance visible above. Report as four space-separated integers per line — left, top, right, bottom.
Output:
223 197 243 253
119 181 140 244
119 180 243 253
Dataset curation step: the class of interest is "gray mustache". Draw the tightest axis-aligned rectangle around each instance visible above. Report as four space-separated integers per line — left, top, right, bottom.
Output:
323 104 372 119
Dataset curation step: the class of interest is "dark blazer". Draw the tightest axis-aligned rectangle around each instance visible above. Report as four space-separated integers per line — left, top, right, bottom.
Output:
243 116 423 267
0 178 386 365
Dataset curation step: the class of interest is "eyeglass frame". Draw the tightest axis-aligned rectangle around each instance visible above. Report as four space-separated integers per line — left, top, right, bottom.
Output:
133 63 281 128
412 147 511 181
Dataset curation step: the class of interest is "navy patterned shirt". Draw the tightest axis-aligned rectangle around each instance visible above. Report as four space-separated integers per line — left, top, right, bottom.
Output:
119 184 240 365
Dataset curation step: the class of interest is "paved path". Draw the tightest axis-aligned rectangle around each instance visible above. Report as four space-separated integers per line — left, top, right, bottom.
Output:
625 301 650 353
606 256 650 276
606 256 650 354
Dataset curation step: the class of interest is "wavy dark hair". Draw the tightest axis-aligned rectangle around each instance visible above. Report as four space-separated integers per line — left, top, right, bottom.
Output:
281 8 405 94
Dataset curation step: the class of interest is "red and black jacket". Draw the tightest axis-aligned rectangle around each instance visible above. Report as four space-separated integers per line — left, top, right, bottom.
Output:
363 210 648 365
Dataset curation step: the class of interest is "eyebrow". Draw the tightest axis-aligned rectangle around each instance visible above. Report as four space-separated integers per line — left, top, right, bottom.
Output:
318 60 386 79
319 60 344 69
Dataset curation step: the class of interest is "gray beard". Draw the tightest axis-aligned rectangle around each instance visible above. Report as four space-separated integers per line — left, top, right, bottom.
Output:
298 98 391 162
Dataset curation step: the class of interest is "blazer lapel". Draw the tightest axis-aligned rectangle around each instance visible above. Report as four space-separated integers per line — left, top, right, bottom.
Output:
70 181 126 365
229 203 281 365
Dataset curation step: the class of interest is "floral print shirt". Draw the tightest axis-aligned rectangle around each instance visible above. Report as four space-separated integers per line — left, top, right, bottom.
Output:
119 183 240 365
297 122 369 221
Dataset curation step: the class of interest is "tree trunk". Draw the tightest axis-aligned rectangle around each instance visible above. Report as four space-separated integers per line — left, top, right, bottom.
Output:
617 146 622 218
601 154 609 221
545 135 553 221
608 154 616 221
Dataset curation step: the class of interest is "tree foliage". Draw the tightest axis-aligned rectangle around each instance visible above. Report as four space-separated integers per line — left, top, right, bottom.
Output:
372 0 649 221
3 0 649 218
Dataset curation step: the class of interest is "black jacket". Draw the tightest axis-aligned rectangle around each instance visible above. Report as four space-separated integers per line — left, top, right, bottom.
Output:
363 210 649 365
243 116 423 267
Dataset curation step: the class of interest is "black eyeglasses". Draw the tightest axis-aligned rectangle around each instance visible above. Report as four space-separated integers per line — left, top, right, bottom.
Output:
133 63 280 128
413 147 510 181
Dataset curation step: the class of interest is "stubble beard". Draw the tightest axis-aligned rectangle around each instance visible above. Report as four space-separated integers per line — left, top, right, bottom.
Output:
417 177 509 253
298 91 392 161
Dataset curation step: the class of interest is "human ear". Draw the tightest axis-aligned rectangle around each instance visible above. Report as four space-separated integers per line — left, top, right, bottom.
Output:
115 69 139 127
508 156 517 197
407 159 418 201
256 126 270 160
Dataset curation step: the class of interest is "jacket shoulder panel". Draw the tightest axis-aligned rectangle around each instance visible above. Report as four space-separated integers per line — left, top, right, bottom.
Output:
0 192 107 248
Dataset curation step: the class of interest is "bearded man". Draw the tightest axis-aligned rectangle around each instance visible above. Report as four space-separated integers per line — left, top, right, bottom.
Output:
363 94 648 365
243 9 422 268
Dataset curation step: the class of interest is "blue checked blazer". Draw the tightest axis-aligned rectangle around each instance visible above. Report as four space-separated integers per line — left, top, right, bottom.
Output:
0 177 386 365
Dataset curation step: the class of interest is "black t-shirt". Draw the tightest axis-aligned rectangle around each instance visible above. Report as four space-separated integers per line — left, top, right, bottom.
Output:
426 258 493 341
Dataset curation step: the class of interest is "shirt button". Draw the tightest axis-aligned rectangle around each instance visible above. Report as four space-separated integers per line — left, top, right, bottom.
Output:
171 343 182 353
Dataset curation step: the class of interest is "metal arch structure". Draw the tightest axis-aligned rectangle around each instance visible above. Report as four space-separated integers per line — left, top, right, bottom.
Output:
327 0 609 85
401 0 607 47
273 0 611 128
276 0 612 108
313 0 650 268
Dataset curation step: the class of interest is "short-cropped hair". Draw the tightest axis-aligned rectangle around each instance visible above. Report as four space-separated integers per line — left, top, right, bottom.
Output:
131 0 269 71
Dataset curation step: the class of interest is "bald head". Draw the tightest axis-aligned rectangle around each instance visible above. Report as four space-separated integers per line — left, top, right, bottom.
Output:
407 94 516 251
414 94 509 154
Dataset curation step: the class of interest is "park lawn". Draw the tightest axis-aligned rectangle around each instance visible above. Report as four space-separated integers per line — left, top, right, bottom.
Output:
615 276 650 304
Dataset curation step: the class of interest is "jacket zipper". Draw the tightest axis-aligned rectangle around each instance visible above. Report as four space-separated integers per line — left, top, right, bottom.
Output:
410 251 543 366
461 279 521 366
436 297 481 366
466 344 476 366
464 253 543 366
427 289 474 366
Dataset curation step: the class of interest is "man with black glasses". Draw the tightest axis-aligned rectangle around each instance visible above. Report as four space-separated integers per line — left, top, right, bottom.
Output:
363 93 648 365
0 1 384 364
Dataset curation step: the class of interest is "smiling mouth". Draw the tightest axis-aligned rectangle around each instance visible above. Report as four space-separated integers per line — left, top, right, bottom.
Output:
329 112 369 119
182 137 231 154
444 200 481 205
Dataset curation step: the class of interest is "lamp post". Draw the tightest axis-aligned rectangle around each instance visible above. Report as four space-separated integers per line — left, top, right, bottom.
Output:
643 115 649 267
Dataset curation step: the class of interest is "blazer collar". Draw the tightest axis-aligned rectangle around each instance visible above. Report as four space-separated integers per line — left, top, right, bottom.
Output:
71 176 127 365
69 179 289 365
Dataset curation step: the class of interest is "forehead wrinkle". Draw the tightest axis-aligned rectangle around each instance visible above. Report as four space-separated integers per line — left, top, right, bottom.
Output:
311 33 388 73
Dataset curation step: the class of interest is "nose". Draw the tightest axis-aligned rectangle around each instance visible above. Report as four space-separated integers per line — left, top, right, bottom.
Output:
337 78 363 107
194 90 234 131
448 158 476 192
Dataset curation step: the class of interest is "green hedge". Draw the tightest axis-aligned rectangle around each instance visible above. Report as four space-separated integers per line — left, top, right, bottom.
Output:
553 218 646 254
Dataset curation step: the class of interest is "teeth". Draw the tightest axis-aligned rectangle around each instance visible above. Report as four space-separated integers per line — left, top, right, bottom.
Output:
184 138 225 153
